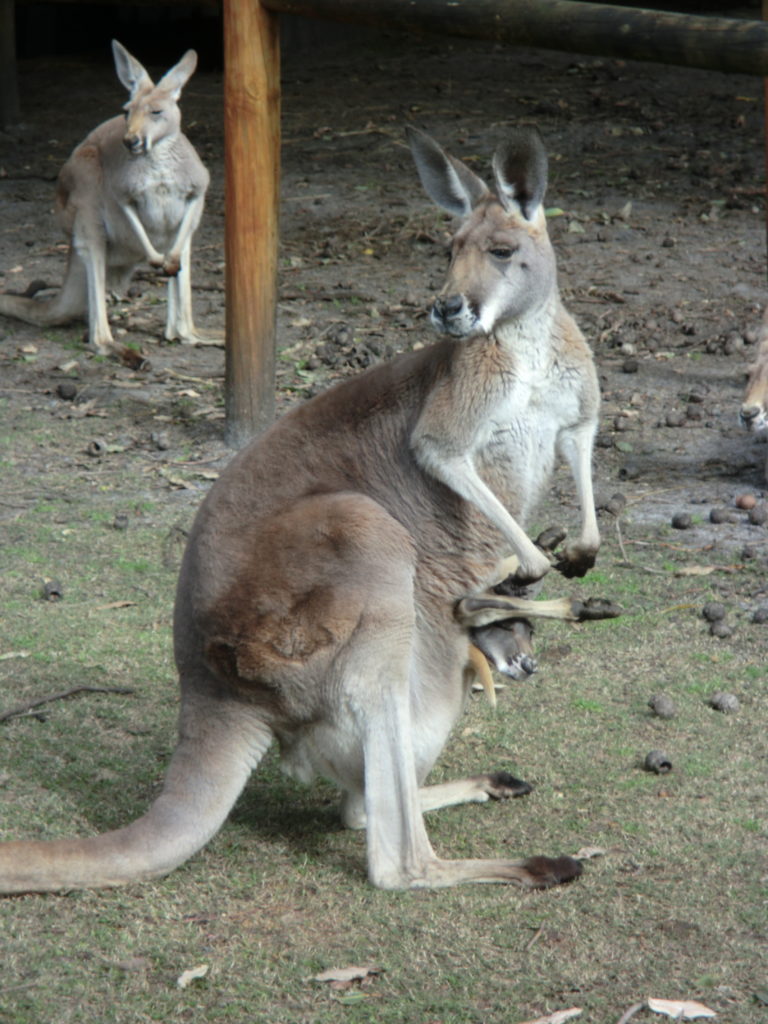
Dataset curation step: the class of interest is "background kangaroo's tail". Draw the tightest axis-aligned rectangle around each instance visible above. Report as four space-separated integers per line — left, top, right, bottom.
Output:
0 695 272 893
0 256 86 327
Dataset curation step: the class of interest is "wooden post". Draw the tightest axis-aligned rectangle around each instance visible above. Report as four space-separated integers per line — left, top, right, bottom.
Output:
223 0 280 448
764 0 768 273
0 0 20 127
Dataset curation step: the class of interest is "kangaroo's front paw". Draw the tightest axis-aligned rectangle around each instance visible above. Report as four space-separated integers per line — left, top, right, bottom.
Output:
162 257 181 277
554 544 598 579
508 549 552 588
534 525 567 553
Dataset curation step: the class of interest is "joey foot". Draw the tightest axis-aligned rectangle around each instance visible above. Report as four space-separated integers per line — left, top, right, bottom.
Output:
476 770 533 799
523 854 583 888
571 596 622 621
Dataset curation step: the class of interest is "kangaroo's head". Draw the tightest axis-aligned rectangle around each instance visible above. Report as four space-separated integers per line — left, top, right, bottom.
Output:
407 126 557 339
112 40 197 156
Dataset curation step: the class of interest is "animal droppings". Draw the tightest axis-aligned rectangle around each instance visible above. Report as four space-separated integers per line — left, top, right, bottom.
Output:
648 693 676 719
708 691 739 713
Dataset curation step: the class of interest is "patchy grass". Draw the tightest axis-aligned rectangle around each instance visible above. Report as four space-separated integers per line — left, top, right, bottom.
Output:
1 406 766 1024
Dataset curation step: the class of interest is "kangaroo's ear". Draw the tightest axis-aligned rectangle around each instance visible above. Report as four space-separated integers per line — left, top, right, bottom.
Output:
406 126 488 218
492 129 548 222
157 50 198 100
112 40 153 97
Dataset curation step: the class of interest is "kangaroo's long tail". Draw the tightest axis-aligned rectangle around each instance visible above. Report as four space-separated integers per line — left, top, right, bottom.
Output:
0 694 272 893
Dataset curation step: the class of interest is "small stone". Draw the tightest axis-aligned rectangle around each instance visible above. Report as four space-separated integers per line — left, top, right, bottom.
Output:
56 381 77 401
648 693 676 719
618 461 641 480
723 332 745 356
687 384 708 403
702 602 726 622
735 493 757 510
151 431 171 451
665 410 686 428
708 691 739 713
622 358 639 374
604 493 627 516
644 750 672 774
671 512 692 530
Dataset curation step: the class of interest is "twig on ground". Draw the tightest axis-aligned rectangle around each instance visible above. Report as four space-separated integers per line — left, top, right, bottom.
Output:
616 1003 646 1024
524 924 545 951
614 519 666 574
0 686 134 723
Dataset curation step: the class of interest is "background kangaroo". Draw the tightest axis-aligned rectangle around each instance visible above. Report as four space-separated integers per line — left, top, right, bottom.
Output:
740 305 768 481
0 126 600 894
0 41 211 354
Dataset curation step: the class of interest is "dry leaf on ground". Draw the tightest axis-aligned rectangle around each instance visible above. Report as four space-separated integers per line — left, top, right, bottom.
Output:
517 1008 583 1024
573 845 606 860
312 964 382 987
176 963 210 989
647 997 716 1019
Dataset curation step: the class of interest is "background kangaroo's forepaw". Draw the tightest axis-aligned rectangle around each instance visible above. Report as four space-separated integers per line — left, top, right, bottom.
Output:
162 256 181 277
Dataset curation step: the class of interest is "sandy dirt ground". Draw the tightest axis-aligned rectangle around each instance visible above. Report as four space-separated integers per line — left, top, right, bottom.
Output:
1 26 767 574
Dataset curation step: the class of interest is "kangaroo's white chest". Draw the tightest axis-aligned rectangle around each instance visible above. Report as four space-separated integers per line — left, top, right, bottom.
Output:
125 161 188 229
477 350 582 521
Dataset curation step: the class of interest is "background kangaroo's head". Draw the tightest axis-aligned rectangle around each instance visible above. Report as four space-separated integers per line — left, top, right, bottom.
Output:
407 126 557 339
112 40 198 156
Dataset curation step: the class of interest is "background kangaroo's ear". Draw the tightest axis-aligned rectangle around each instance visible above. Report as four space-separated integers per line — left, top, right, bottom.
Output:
491 129 548 222
406 126 488 218
112 40 153 97
157 50 199 100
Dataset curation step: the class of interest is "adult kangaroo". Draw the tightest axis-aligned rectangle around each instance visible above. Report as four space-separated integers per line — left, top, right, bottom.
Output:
0 127 601 894
0 41 212 354
740 305 768 481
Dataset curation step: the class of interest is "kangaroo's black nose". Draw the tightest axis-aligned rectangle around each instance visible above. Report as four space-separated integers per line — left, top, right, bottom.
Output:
433 294 464 321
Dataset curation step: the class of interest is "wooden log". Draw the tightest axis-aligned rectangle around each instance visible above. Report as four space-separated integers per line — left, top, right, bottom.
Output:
260 0 768 77
223 0 280 447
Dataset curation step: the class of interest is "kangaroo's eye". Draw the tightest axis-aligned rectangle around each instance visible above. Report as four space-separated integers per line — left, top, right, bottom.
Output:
151 110 164 118
489 247 516 260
